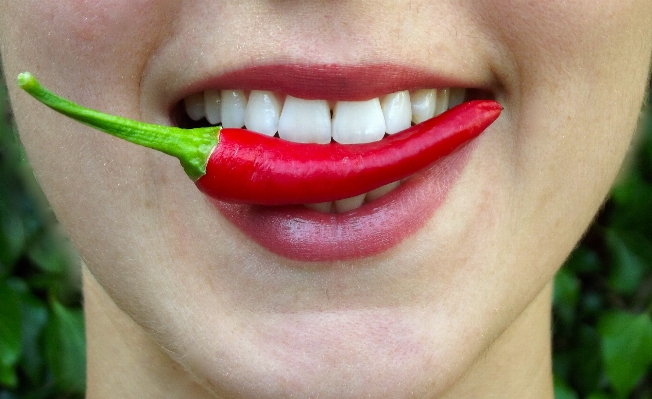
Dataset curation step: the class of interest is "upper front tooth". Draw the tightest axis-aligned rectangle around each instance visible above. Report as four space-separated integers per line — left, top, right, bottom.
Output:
221 90 247 128
332 99 386 144
244 90 282 136
381 91 412 135
278 96 331 143
410 89 436 124
204 90 221 125
184 92 205 121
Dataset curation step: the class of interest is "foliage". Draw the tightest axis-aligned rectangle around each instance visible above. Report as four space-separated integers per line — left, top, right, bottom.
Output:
0 66 85 398
0 66 651 398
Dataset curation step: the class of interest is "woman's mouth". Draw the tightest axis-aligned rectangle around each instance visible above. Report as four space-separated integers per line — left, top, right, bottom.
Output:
163 64 500 262
177 86 468 213
18 65 499 262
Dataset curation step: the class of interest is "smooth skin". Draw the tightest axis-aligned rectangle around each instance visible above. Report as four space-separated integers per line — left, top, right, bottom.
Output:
2 1 652 398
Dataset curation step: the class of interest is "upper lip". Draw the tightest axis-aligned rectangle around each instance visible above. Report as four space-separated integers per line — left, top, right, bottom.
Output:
165 63 484 116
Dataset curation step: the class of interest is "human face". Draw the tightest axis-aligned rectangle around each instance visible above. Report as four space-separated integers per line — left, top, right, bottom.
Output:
2 1 651 398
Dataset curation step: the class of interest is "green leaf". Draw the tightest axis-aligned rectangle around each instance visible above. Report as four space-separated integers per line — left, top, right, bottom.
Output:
553 350 572 381
0 360 17 388
0 200 25 274
609 174 652 234
570 326 602 395
553 268 581 326
27 228 81 303
604 229 652 296
554 375 579 399
27 230 72 275
598 311 652 397
554 268 581 307
6 279 48 384
579 290 604 318
0 390 19 399
564 246 602 275
0 280 21 387
43 301 86 394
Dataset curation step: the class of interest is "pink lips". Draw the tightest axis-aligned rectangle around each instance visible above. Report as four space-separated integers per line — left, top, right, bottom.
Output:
190 63 490 262
212 143 474 262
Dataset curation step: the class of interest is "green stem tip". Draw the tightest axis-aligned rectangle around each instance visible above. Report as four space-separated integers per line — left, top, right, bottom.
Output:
17 72 219 180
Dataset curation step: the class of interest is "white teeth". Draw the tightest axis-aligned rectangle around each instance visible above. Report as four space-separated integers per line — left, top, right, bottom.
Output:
278 96 331 144
434 88 450 116
449 88 466 109
365 181 401 202
204 90 221 125
303 179 403 214
332 99 386 144
410 89 437 124
184 92 205 121
221 90 247 128
186 87 464 133
381 91 412 135
334 194 367 213
244 90 281 136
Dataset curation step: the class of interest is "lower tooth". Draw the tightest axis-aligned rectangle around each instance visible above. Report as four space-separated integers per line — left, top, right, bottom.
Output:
304 181 403 213
305 202 333 213
334 194 366 213
365 181 400 202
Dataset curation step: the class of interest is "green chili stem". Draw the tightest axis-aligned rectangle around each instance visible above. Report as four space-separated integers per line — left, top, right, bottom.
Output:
17 72 218 180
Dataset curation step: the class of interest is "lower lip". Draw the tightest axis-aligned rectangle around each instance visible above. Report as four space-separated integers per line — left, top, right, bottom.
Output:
210 143 475 262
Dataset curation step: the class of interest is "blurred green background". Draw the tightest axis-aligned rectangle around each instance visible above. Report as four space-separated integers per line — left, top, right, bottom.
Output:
1 62 651 398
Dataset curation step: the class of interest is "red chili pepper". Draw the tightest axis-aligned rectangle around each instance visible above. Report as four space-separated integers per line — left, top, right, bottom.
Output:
18 72 501 205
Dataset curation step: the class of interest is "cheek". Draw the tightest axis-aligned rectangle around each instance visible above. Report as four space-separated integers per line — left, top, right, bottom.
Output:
479 0 652 79
476 0 652 174
13 0 178 82
467 0 652 285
